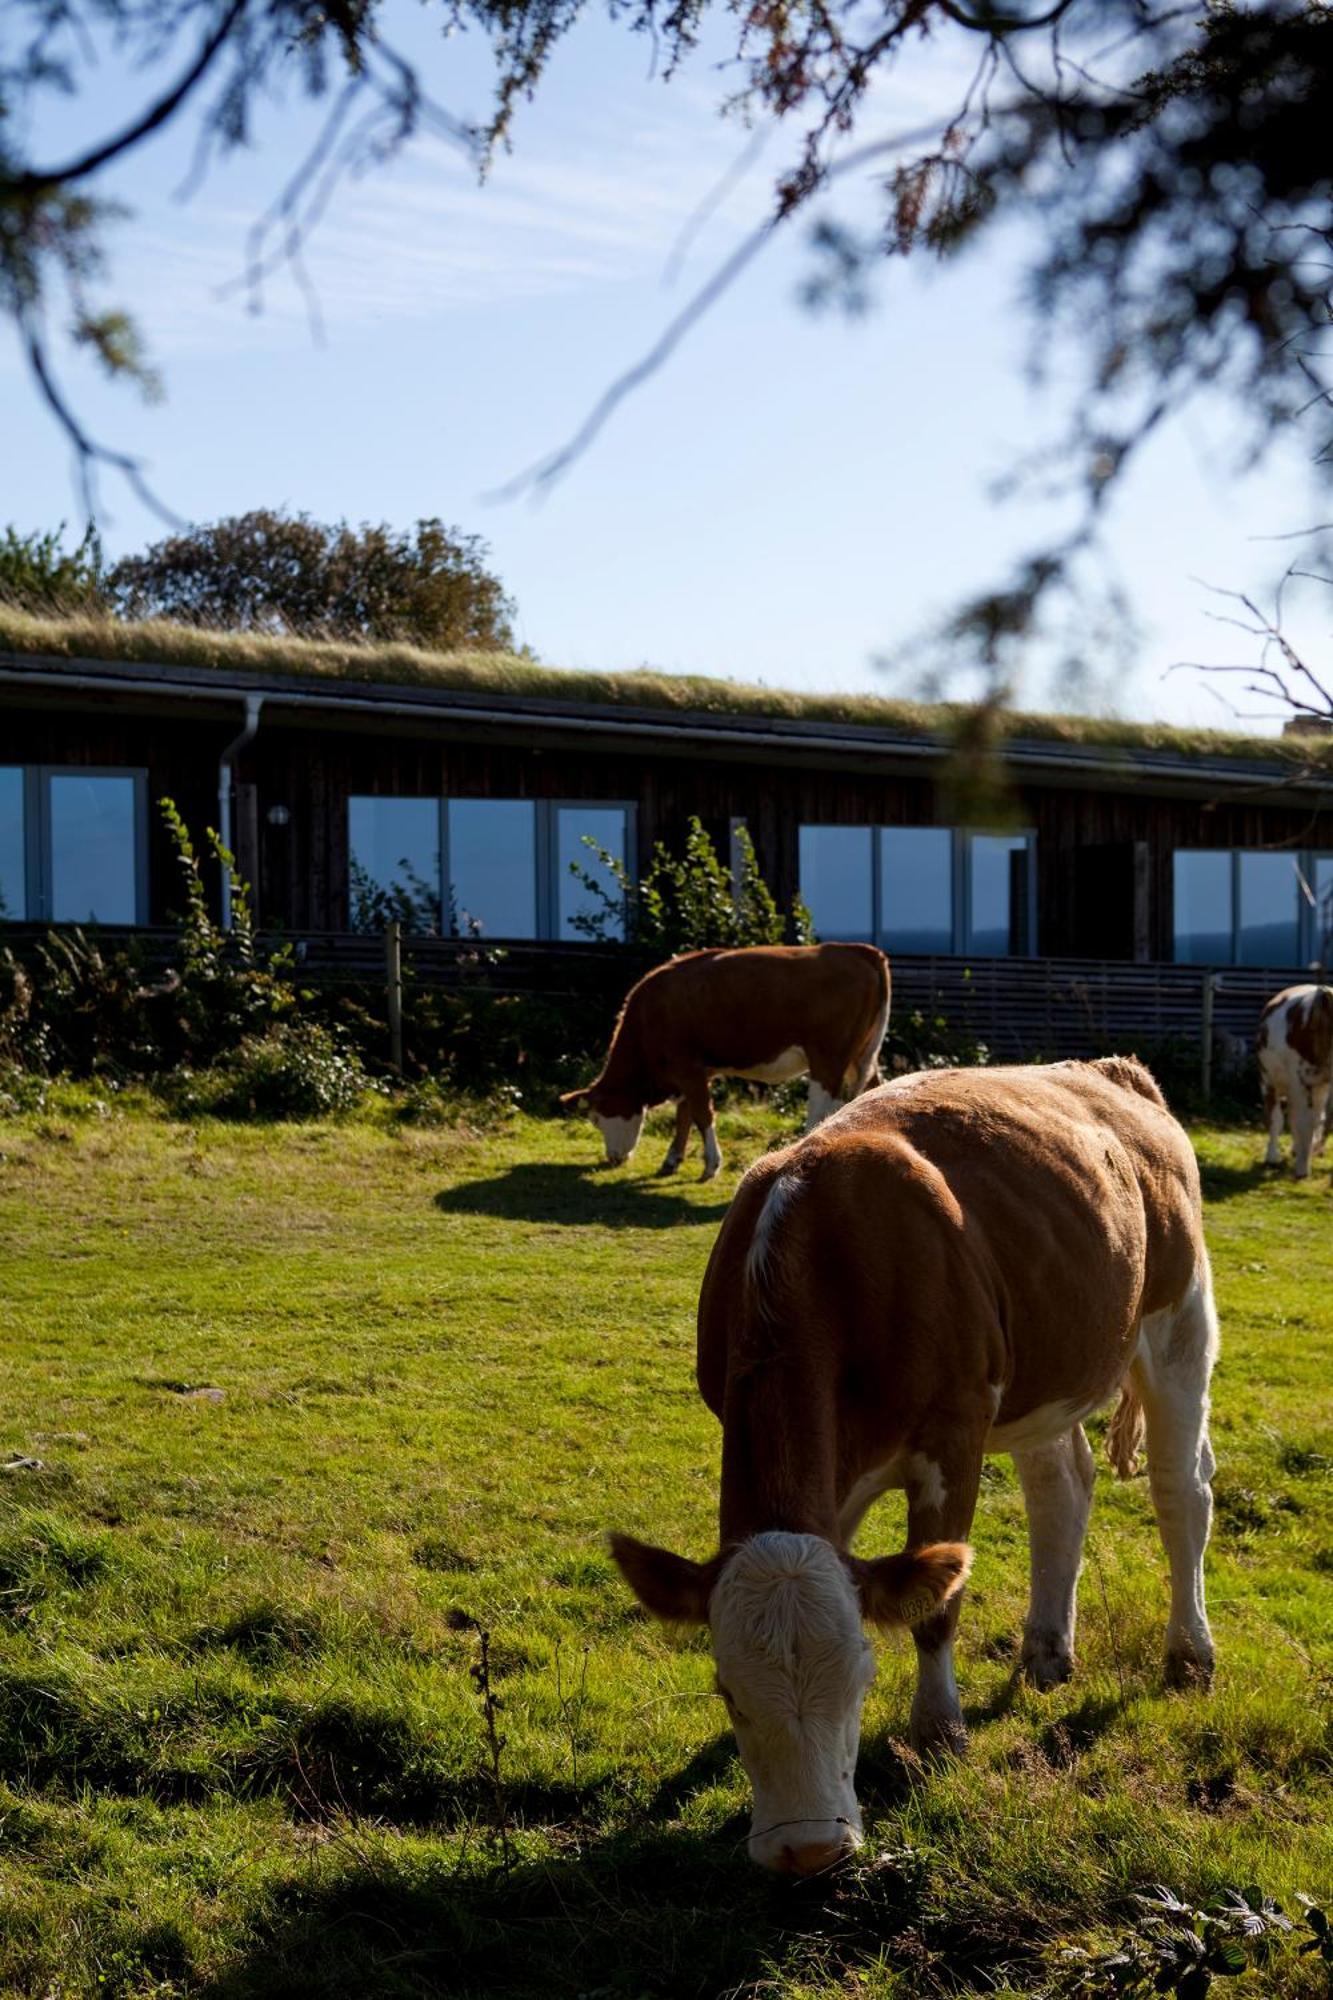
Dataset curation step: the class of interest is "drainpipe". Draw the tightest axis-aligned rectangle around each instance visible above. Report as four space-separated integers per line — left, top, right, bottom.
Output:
218 694 263 929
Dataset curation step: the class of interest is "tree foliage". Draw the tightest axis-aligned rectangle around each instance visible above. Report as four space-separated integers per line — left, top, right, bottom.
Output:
109 510 516 647
569 815 811 955
5 0 1333 672
0 523 110 613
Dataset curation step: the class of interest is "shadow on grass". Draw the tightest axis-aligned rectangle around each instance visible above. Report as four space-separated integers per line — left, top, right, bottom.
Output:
434 1161 731 1229
1196 1156 1285 1202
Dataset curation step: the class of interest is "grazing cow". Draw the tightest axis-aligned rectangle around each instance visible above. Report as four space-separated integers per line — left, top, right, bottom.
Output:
611 1058 1218 1874
561 942 890 1180
1257 983 1333 1179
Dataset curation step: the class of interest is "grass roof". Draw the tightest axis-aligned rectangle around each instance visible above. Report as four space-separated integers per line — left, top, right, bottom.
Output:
3 604 1330 770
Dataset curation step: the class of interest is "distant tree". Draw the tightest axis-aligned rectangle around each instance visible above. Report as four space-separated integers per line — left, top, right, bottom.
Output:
109 511 516 648
0 523 109 613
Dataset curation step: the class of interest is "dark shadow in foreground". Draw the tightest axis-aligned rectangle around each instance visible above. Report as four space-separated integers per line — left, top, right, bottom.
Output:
434 1160 732 1229
1196 1156 1285 1202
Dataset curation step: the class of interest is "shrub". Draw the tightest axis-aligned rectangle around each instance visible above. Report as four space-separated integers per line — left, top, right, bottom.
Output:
167 1022 372 1120
569 816 810 954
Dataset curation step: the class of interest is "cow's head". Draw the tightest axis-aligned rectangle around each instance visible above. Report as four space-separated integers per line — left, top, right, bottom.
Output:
610 1529 970 1874
559 1083 645 1166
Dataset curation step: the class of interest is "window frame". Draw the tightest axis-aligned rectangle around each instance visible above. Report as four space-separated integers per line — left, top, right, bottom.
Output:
1173 845 1325 966
798 822 1037 956
345 792 637 941
2 765 150 926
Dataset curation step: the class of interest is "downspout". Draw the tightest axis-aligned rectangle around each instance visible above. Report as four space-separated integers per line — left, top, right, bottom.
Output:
218 694 263 929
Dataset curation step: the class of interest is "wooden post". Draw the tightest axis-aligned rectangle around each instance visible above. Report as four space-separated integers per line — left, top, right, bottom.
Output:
1201 969 1215 1104
386 921 403 1075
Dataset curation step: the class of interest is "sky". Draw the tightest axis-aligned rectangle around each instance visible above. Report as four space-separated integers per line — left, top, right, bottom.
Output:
7 2 1333 730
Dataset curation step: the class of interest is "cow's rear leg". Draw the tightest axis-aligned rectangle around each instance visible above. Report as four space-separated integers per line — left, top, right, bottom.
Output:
658 1097 693 1176
1136 1267 1218 1688
1290 1084 1319 1179
1311 1079 1329 1158
1012 1424 1095 1690
903 1432 985 1754
1262 1083 1285 1166
804 1074 843 1131
684 1075 722 1180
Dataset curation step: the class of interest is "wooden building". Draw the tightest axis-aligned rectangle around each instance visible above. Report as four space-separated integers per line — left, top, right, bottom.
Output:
3 627 1332 975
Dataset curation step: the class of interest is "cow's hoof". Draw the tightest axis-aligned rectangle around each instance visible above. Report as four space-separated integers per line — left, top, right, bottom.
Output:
658 1153 682 1177
700 1165 721 1184
1164 1646 1214 1691
909 1714 968 1760
1021 1637 1075 1691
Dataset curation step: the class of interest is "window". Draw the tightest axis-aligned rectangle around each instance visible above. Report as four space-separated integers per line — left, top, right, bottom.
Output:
450 800 537 939
347 795 634 940
799 823 1035 955
0 768 24 921
967 833 1032 957
0 767 146 926
1315 856 1333 964
880 828 953 954
556 805 630 941
798 826 874 943
348 797 442 932
1174 848 1312 965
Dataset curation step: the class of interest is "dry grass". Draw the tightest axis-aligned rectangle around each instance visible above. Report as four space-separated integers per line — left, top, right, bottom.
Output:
3 605 1331 769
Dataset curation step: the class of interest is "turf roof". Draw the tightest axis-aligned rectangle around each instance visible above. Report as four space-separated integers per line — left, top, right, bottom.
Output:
2 605 1330 769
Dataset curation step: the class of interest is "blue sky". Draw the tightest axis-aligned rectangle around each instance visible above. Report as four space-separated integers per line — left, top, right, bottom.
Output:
7 3 1331 728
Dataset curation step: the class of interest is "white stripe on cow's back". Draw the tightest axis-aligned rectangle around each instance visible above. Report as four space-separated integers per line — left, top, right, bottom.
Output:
744 1169 802 1305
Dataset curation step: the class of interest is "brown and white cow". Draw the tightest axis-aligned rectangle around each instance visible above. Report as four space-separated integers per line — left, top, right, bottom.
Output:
1257 983 1333 1178
611 1058 1218 1874
561 942 890 1180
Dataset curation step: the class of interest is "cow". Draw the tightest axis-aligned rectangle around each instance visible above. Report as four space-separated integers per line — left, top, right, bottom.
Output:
610 1057 1218 1875
1257 983 1333 1179
560 942 890 1181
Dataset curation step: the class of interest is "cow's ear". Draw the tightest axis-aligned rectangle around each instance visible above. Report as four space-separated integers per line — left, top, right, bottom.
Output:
848 1542 972 1629
609 1531 717 1625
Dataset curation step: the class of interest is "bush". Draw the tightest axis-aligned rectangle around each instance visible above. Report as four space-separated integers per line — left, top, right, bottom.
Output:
569 817 811 954
166 1022 372 1120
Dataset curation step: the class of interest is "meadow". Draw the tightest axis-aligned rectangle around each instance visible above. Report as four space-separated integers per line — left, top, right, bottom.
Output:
0 1090 1329 1998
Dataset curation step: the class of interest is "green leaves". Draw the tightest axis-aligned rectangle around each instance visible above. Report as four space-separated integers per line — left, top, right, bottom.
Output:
567 816 808 953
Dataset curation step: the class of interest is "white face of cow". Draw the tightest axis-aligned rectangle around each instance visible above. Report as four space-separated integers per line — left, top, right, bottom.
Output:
710 1534 874 1872
591 1106 645 1166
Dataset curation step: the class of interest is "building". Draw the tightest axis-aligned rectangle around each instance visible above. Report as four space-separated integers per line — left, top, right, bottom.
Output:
3 616 1332 977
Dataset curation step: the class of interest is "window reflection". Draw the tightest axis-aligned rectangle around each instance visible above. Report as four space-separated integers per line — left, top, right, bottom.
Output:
449 800 537 938
50 774 137 924
798 826 874 942
1236 852 1299 966
558 806 629 940
880 828 952 953
0 768 24 921
348 797 440 932
968 834 1029 956
1316 856 1333 965
1173 852 1231 964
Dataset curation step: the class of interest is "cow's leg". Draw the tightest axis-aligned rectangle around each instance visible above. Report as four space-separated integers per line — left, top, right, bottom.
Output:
804 1075 843 1131
685 1076 722 1181
903 1432 985 1754
1136 1266 1218 1688
1012 1424 1095 1690
1311 1078 1329 1157
1262 1082 1285 1166
658 1097 693 1176
1290 1079 1318 1178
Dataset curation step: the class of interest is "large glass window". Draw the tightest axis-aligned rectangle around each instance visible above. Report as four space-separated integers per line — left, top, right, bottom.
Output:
0 768 24 921
1237 852 1300 966
798 826 874 942
1173 852 1232 964
967 834 1031 956
49 774 138 924
449 800 537 938
348 797 441 932
558 805 630 941
880 827 952 954
1315 856 1333 965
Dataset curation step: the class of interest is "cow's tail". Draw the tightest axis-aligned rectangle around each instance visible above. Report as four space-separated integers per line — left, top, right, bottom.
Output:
1106 1378 1146 1480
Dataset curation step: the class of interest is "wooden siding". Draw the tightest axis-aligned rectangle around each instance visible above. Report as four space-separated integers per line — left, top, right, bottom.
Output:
5 698 1333 951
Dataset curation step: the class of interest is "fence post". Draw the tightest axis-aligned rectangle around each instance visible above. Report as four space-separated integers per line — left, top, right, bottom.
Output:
386 920 403 1075
1200 969 1216 1104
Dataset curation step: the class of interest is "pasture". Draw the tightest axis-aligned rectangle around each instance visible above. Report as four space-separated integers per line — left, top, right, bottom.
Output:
0 1091 1329 1997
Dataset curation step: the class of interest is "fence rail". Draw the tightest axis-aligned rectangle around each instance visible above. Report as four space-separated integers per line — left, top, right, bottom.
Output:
3 926 1310 1065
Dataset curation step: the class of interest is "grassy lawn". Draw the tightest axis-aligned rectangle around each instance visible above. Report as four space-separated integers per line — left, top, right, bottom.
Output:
0 1091 1329 1998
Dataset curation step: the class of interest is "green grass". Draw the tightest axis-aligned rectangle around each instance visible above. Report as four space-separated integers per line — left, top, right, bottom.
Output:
0 1091 1329 1997
5 604 1332 767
